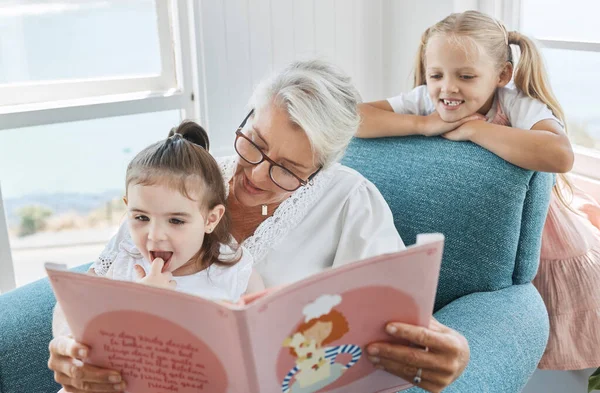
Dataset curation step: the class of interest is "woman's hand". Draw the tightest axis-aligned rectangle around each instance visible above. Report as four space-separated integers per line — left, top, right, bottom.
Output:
48 335 125 392
420 112 486 137
367 317 470 393
134 258 176 290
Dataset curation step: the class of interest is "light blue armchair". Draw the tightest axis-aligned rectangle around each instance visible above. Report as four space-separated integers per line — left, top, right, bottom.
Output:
0 136 551 393
342 137 551 393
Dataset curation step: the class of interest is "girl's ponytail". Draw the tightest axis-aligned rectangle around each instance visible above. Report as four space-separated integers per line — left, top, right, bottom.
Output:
508 31 566 128
413 28 431 88
508 31 573 207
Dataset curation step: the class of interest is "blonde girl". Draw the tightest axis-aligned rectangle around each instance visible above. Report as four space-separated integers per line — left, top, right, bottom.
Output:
358 10 600 371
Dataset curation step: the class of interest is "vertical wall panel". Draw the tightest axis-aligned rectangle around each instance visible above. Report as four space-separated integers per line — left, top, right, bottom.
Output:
354 0 383 102
314 0 336 64
293 0 316 59
270 0 295 70
248 0 273 88
198 0 231 152
224 0 253 135
198 0 389 154
334 0 356 79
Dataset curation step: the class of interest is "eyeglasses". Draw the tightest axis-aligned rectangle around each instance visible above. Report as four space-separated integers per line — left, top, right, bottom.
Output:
234 110 321 192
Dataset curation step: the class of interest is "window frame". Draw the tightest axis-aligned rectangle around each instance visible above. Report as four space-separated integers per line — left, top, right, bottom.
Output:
0 184 16 293
0 0 206 292
454 0 600 183
0 0 203 130
0 1 175 107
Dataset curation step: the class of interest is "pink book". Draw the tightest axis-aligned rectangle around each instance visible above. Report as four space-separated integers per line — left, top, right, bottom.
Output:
46 233 444 393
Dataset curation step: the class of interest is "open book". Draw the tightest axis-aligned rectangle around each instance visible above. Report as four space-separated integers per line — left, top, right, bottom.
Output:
46 233 444 393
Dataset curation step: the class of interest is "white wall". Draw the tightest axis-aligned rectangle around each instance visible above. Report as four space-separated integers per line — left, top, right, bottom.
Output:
198 0 379 155
381 0 453 96
197 0 453 155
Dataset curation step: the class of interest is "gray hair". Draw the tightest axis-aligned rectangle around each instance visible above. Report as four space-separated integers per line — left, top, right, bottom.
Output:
248 59 362 169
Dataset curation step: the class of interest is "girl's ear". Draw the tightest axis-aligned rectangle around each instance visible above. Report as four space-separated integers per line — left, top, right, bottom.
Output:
205 204 225 233
498 62 513 87
122 196 128 206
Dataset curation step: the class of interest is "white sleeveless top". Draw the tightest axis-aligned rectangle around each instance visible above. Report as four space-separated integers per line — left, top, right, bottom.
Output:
104 233 253 303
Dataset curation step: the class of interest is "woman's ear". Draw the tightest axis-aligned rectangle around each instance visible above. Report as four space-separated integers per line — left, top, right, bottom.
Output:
122 196 128 206
498 62 513 87
205 204 225 233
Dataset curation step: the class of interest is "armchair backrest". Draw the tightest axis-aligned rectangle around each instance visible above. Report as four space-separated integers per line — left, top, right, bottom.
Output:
342 137 552 310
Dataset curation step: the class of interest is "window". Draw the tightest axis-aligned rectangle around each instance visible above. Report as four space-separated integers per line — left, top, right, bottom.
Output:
517 0 600 181
535 49 598 151
520 0 600 43
0 0 177 107
0 0 200 131
0 110 181 288
0 0 163 84
473 0 599 181
0 0 203 292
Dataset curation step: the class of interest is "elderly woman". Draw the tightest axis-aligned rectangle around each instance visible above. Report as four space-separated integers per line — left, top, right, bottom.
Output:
48 60 469 393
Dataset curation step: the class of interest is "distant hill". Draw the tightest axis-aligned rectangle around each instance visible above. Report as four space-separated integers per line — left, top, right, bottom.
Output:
3 190 123 226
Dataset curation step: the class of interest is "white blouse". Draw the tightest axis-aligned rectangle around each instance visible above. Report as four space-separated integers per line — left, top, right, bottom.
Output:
94 156 405 288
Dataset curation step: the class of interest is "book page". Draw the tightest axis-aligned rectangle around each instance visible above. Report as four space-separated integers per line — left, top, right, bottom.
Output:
243 236 443 393
47 267 251 393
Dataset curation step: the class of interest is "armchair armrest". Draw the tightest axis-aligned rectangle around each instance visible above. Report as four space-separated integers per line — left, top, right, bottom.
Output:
0 263 91 393
406 284 549 393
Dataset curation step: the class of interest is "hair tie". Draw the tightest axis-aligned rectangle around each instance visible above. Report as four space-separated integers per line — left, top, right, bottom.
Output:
169 133 183 142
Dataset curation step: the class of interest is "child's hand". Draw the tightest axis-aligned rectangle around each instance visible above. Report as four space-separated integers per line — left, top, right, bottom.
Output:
134 258 177 290
420 112 486 137
442 119 487 142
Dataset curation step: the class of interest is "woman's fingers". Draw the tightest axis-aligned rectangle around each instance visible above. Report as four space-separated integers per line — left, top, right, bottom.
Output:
62 386 124 393
366 319 470 392
368 341 441 370
382 323 462 354
48 354 84 381
55 371 126 392
49 354 122 385
366 340 457 393
48 336 123 392
49 336 89 359
371 358 448 393
61 386 88 393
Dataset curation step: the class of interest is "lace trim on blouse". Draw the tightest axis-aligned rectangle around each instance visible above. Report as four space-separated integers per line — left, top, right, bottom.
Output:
94 155 336 273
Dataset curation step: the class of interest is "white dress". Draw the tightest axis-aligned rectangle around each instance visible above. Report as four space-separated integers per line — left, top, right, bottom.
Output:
104 234 253 302
94 156 405 288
